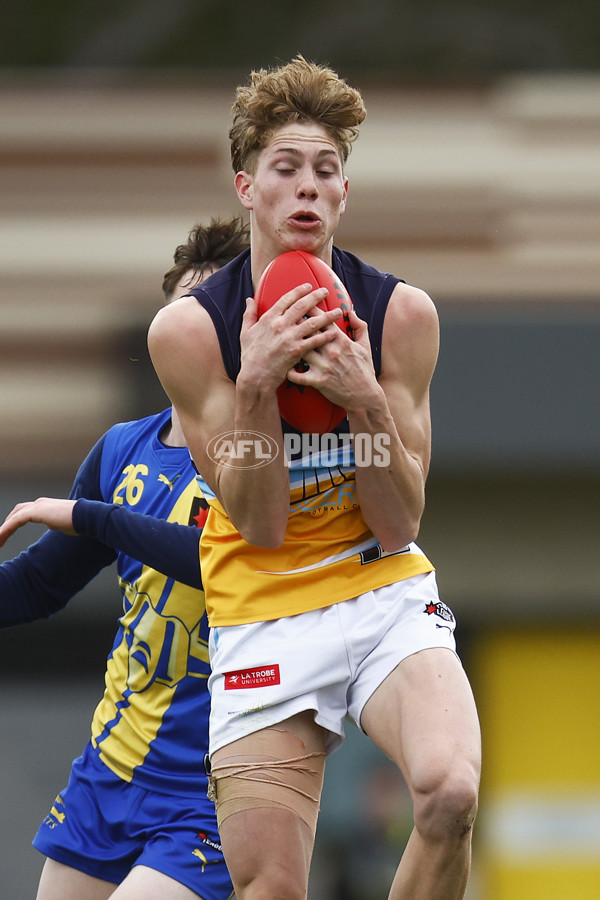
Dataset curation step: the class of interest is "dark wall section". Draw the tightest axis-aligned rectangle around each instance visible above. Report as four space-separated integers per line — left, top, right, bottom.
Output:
432 302 600 474
2 0 600 76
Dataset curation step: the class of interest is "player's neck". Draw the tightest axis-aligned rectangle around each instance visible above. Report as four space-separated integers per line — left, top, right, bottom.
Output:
160 409 187 448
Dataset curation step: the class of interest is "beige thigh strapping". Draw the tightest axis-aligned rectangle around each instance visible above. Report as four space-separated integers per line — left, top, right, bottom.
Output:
208 724 326 836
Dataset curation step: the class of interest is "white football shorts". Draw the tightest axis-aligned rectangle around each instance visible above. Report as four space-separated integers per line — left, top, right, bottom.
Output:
208 571 458 756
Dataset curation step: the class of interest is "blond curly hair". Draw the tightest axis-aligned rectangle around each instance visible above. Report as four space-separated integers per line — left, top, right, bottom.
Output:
229 55 366 174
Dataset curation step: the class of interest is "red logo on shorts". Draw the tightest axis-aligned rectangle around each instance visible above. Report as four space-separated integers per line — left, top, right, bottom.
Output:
224 664 280 689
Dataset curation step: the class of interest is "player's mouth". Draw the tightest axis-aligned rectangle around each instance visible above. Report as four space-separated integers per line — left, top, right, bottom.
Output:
290 211 321 229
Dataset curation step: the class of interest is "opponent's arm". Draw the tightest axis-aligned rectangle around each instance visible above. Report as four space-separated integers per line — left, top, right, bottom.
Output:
74 500 202 588
0 435 118 627
0 498 203 593
0 523 117 627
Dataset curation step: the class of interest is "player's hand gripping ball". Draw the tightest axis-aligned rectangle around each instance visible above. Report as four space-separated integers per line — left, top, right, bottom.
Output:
255 251 354 433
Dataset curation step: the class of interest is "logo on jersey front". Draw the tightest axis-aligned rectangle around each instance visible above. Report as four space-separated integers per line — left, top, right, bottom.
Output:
118 590 210 691
190 495 209 529
158 472 182 490
224 664 281 689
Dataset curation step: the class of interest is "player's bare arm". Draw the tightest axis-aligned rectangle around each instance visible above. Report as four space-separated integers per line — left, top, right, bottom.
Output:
291 282 439 550
354 284 439 550
230 282 342 545
149 285 340 547
148 295 237 490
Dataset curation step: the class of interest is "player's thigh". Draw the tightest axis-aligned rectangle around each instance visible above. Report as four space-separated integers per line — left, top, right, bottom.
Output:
219 804 315 895
36 858 116 900
360 647 481 788
111 865 200 899
212 711 326 891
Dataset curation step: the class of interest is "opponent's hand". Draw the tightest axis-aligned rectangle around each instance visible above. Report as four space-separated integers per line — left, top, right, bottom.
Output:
0 498 77 548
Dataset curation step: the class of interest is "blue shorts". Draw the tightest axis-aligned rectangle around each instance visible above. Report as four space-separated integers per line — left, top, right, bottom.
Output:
32 742 233 899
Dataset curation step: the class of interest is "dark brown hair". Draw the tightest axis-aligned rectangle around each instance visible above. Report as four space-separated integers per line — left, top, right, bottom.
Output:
162 217 250 300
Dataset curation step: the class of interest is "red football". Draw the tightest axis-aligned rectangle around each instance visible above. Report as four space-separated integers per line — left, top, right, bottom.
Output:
255 251 353 434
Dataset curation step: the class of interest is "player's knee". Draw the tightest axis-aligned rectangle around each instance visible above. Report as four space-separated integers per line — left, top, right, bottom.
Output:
252 867 307 900
234 867 304 900
413 763 478 842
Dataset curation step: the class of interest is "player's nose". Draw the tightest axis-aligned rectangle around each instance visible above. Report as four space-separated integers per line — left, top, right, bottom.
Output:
297 166 318 199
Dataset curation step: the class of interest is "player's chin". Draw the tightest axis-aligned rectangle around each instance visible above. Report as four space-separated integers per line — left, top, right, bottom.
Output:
286 223 325 248
285 236 321 255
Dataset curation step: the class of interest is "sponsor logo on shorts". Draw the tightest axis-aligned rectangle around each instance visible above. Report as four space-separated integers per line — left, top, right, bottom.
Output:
192 848 209 869
43 794 67 829
196 831 223 852
423 600 455 624
224 664 281 689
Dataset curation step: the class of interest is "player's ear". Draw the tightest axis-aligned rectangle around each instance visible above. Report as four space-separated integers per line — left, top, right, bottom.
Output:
339 177 349 215
235 171 254 210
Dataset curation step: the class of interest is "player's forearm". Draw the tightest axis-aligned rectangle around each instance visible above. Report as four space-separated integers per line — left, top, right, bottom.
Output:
215 375 290 547
73 500 202 588
348 405 426 552
356 463 425 551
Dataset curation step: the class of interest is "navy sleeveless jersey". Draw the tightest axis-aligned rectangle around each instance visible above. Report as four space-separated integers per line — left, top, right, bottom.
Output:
189 247 402 382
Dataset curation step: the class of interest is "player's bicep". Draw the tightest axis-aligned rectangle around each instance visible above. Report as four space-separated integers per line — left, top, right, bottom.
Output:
149 297 205 412
148 296 235 492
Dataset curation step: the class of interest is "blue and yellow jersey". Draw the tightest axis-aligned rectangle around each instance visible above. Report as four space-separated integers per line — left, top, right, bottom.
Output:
78 409 209 796
0 408 209 797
